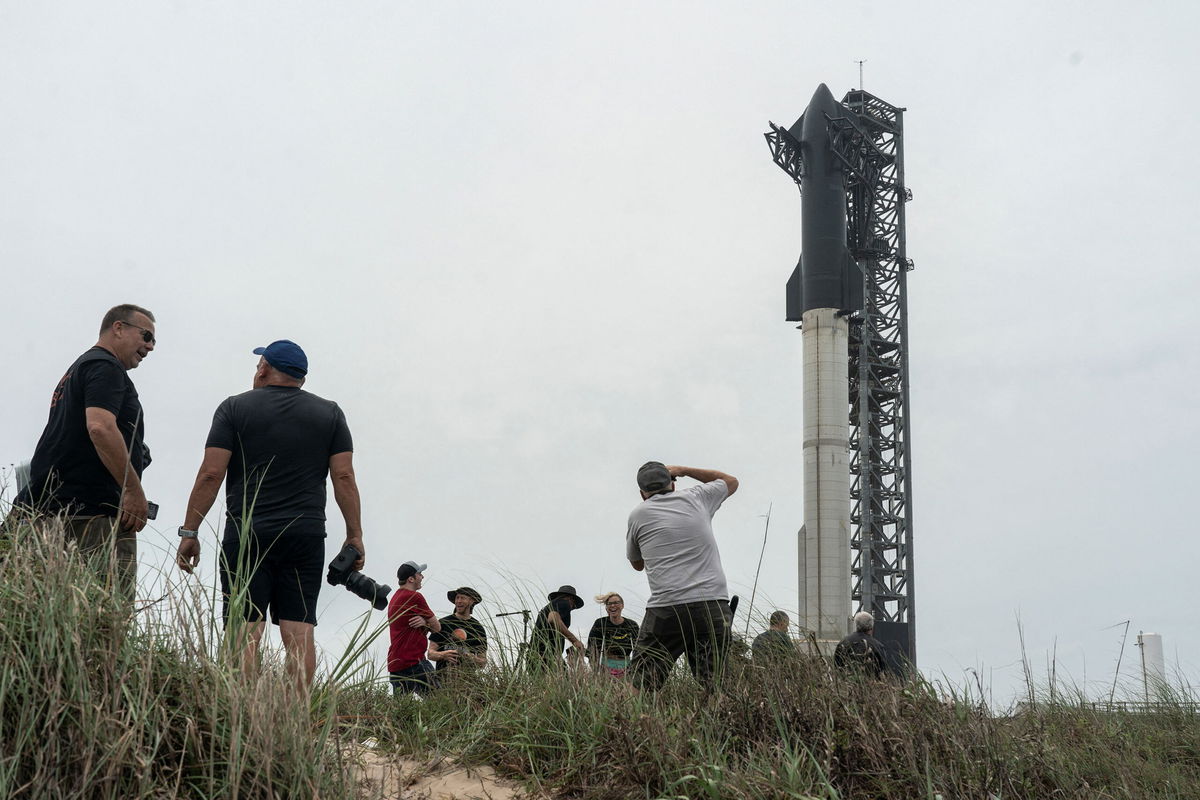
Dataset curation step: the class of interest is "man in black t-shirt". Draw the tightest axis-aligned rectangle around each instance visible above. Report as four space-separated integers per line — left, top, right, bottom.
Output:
526 585 585 672
174 339 365 691
427 586 488 675
13 304 158 604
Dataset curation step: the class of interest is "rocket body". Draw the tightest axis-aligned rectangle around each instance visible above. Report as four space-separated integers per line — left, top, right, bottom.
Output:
800 308 851 652
786 84 859 651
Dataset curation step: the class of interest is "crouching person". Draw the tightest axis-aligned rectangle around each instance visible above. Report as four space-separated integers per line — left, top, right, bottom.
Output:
427 586 488 679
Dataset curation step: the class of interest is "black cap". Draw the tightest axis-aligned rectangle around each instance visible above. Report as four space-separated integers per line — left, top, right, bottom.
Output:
637 461 673 493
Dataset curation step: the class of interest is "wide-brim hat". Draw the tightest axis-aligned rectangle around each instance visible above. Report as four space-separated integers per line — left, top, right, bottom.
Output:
548 585 584 610
447 586 483 605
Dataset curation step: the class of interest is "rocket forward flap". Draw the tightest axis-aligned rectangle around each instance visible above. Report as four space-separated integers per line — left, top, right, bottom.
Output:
786 112 805 141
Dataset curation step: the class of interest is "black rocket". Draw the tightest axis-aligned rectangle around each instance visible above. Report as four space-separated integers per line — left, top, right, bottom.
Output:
784 83 863 321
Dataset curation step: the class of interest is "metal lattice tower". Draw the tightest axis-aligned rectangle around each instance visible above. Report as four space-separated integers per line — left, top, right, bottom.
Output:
766 88 916 663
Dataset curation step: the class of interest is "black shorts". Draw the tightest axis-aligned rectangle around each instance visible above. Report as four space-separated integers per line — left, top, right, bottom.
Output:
219 534 325 626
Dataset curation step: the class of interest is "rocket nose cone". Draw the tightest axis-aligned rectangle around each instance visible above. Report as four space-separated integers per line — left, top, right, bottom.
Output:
807 83 837 112
800 83 842 143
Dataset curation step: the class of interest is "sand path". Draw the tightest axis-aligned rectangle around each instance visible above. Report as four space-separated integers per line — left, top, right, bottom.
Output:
353 748 539 800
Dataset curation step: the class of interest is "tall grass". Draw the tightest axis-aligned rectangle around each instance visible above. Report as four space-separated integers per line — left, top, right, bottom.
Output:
3 513 1200 799
0 515 351 799
352 643 1200 800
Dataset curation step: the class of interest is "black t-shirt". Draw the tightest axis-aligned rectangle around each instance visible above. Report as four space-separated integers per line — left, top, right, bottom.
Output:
530 597 574 656
16 347 147 516
834 631 887 677
587 616 640 659
428 614 487 671
205 386 353 539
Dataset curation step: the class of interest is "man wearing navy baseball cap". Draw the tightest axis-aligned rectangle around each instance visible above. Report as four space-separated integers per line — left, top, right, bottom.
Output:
176 339 365 692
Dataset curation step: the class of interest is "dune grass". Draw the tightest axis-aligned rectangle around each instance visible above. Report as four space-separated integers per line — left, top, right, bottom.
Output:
2 514 1199 799
0 515 352 799
351 653 1200 800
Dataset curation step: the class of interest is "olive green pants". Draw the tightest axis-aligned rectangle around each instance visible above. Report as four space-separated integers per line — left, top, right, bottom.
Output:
50 515 137 609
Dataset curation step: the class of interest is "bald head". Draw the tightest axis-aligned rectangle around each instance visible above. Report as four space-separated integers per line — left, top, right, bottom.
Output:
253 357 304 389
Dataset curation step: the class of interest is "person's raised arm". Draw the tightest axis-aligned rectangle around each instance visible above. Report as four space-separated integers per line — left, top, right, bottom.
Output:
667 465 738 496
329 451 364 571
176 447 232 573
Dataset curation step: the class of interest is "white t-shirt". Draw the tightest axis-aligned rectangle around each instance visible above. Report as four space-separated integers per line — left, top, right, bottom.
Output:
626 480 730 607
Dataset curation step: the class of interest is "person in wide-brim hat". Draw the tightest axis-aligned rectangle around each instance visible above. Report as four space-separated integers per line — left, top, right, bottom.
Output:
446 586 483 606
428 586 488 672
548 584 584 609
526 584 586 671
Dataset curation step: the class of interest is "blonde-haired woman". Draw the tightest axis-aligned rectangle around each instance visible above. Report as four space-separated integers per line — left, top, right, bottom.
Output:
587 592 640 677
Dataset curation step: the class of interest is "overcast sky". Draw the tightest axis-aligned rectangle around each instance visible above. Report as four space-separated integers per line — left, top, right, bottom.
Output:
3 1 1197 704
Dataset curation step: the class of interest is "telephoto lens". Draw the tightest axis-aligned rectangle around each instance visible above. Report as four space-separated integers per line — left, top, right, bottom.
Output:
325 545 391 609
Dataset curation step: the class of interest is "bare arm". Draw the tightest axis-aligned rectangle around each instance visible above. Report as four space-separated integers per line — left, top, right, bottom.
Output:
85 406 147 531
408 610 441 633
329 451 364 571
629 559 645 571
427 635 458 664
176 447 232 573
667 465 739 496
548 610 584 649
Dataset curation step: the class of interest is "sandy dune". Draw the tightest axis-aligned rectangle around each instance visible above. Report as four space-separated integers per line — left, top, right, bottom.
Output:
354 748 535 799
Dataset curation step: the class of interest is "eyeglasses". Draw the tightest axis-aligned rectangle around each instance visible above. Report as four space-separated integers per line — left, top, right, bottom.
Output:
120 320 156 345
605 600 623 607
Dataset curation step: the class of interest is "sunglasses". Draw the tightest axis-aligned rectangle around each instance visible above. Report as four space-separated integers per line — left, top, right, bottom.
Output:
120 320 156 345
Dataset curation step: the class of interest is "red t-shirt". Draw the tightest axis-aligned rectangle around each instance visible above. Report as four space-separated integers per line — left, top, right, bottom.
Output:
387 588 434 672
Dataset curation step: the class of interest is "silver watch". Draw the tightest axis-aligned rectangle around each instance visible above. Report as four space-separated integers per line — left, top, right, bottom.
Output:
177 527 199 539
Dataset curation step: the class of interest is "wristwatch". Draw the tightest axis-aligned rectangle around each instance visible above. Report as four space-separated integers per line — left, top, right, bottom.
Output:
177 527 199 539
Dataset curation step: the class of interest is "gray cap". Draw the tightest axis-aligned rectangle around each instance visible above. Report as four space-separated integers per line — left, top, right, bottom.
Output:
637 461 673 493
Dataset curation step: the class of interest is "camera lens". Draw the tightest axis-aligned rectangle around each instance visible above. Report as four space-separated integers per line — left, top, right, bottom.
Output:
344 571 390 610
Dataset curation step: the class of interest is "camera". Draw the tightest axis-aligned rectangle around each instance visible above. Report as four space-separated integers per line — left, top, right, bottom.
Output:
326 545 391 610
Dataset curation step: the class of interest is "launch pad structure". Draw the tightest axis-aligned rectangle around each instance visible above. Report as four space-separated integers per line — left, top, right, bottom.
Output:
765 87 916 665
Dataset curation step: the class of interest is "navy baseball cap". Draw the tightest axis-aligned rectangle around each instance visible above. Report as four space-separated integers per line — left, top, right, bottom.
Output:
253 340 308 378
